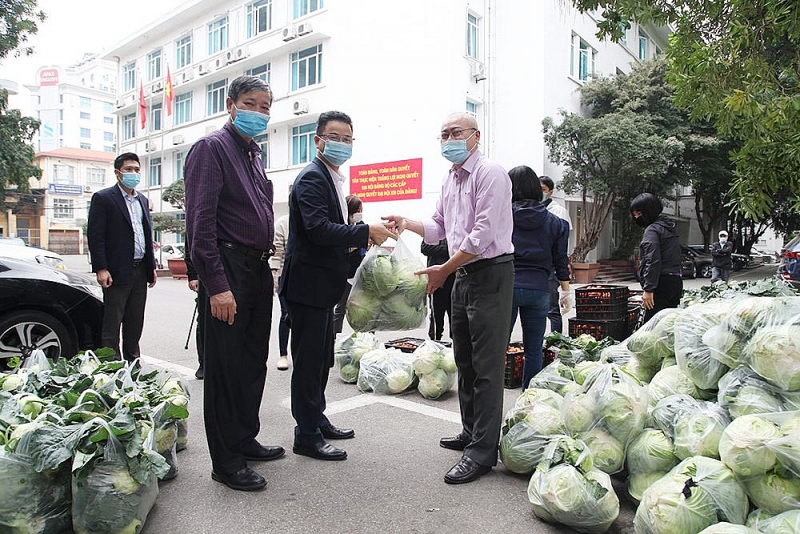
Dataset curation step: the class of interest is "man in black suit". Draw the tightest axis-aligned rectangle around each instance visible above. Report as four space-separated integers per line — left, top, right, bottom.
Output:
280 111 394 461
421 238 454 341
87 152 157 362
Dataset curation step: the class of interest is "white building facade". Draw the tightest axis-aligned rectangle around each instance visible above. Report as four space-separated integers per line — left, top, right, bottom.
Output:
102 0 671 259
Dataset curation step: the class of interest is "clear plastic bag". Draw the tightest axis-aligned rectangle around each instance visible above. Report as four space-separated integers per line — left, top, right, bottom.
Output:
747 509 800 533
625 428 679 503
717 366 790 419
626 308 681 370
411 341 456 400
356 347 416 394
499 389 566 474
674 299 732 390
334 332 382 384
527 359 581 397
345 236 428 332
176 419 188 452
651 394 730 460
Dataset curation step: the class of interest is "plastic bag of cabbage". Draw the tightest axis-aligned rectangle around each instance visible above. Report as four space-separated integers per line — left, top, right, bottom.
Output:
634 455 749 534
356 347 416 394
718 411 800 515
527 435 619 533
527 359 581 397
650 394 730 460
717 366 798 419
625 428 679 503
747 509 800 533
560 363 648 474
411 341 457 400
625 308 681 380
499 388 566 474
345 237 428 332
335 332 383 384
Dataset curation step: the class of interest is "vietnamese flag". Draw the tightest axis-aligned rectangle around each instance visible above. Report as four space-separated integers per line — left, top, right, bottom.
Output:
165 67 174 116
139 80 147 129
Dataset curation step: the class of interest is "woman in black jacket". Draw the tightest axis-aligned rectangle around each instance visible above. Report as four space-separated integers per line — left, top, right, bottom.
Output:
630 193 683 322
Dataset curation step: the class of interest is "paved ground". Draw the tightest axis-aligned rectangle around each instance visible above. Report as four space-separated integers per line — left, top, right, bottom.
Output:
62 256 779 533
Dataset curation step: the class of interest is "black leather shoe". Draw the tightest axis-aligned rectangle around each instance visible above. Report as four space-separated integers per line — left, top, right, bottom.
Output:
211 467 266 491
440 434 470 451
243 443 285 462
320 424 355 440
444 456 491 485
293 441 347 461
195 367 204 380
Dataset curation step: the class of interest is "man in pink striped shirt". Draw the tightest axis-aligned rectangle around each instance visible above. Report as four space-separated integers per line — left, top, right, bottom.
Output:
385 112 514 485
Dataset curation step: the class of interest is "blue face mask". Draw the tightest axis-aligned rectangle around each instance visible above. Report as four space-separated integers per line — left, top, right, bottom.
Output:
232 105 270 138
720 237 727 244
322 139 352 166
120 173 140 189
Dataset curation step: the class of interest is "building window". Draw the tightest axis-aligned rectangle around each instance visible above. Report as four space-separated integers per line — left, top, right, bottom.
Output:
175 92 192 125
570 33 596 82
151 102 162 131
467 12 479 59
53 164 75 185
639 29 649 60
104 117 114 124
293 0 323 18
80 96 91 108
175 151 186 181
103 131 114 142
206 79 227 115
80 143 91 150
291 123 315 165
104 146 115 152
86 168 106 188
149 157 162 187
291 45 322 91
147 49 162 81
466 101 477 115
80 112 91 120
254 133 270 168
247 0 272 38
80 127 91 138
53 199 74 219
245 63 270 84
175 34 192 69
123 113 136 140
103 102 113 112
208 17 229 55
123 62 136 92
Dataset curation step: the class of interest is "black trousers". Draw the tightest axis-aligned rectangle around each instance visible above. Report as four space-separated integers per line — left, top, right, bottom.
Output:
546 272 562 334
195 282 206 367
643 274 683 323
101 262 148 362
286 300 334 445
428 274 454 340
203 247 273 475
332 282 352 335
450 261 514 467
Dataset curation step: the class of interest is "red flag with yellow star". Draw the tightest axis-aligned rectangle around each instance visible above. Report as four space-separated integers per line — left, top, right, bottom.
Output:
165 66 173 116
139 80 146 129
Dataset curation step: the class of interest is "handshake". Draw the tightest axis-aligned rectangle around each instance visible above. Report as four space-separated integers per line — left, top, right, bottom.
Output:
558 288 573 315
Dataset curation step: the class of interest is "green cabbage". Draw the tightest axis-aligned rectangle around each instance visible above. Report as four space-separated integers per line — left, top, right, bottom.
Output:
412 344 444 375
385 369 412 393
648 365 715 408
719 414 782 477
628 471 668 503
440 350 457 373
111 468 142 495
581 427 625 474
562 393 595 435
372 256 398 296
745 324 800 391
514 387 564 412
597 380 647 444
1 373 24 391
697 523 759 534
345 290 382 331
673 407 727 460
747 509 800 533
339 364 359 383
573 361 601 385
744 471 800 515
498 417 555 474
626 429 678 475
417 369 452 399
718 366 786 419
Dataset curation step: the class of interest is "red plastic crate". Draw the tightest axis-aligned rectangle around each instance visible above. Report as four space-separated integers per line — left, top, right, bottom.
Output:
385 337 426 353
568 318 627 342
504 342 524 389
575 285 629 307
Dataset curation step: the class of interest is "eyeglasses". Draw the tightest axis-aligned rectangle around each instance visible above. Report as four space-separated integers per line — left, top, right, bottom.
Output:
320 133 354 144
439 128 477 141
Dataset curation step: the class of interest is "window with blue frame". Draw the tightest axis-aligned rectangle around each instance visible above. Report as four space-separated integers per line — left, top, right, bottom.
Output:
467 13 479 59
292 123 316 165
293 0 323 19
175 35 192 69
291 45 322 91
206 79 228 115
248 0 272 37
208 17 229 55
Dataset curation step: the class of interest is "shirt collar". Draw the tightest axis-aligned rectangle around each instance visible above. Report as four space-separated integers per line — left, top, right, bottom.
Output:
117 183 138 200
320 158 345 184
224 122 261 157
451 149 482 180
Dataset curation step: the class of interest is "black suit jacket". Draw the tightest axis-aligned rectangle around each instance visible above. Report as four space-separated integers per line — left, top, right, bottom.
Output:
88 185 156 285
280 158 369 308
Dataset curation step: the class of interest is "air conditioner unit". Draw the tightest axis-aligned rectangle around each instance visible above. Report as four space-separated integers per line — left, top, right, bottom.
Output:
179 70 194 84
83 185 92 193
226 46 249 64
214 56 226 70
296 23 313 36
471 62 487 81
292 98 309 115
129 93 138 104
198 62 211 76
282 26 297 41
115 99 124 109
145 140 159 152
151 81 165 93
172 134 185 145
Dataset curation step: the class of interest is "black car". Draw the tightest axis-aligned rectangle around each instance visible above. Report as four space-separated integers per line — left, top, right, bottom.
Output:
0 257 104 367
683 245 714 278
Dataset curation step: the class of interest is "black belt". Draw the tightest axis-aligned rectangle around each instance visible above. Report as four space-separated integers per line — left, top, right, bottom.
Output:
455 254 514 277
133 259 143 267
218 240 274 262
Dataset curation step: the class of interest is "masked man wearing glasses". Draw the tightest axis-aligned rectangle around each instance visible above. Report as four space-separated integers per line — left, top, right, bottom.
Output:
384 112 514 484
280 111 395 462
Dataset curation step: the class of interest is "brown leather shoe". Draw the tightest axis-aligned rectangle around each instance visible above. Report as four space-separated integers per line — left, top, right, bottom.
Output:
444 456 491 484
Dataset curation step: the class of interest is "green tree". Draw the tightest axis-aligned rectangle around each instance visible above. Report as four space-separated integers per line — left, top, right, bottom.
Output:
0 88 42 208
0 0 46 58
571 0 800 220
161 178 185 211
151 179 186 243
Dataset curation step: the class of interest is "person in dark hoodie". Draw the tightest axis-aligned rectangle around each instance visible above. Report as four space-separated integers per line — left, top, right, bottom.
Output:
508 166 571 389
630 193 683 322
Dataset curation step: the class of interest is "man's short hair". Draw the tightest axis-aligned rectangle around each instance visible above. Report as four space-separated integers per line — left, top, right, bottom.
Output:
539 176 555 191
114 152 140 171
317 111 353 136
228 75 273 103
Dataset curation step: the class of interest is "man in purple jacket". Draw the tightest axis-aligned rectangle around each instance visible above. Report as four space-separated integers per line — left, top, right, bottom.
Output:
185 76 282 492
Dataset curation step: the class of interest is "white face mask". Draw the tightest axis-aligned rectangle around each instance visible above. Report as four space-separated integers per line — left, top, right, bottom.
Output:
351 213 363 224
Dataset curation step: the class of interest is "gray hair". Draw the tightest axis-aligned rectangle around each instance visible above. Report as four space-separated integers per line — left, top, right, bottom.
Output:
228 75 273 102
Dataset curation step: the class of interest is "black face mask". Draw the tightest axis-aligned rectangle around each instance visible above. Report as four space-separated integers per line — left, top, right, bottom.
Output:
634 215 648 228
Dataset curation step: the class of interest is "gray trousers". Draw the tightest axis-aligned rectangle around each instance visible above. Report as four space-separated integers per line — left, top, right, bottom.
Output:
101 263 148 362
450 260 514 467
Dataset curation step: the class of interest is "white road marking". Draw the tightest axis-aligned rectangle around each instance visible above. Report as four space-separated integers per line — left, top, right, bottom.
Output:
141 355 196 380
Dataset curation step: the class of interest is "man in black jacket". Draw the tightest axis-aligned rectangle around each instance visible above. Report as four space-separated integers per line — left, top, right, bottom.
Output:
710 230 734 283
421 238 455 341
